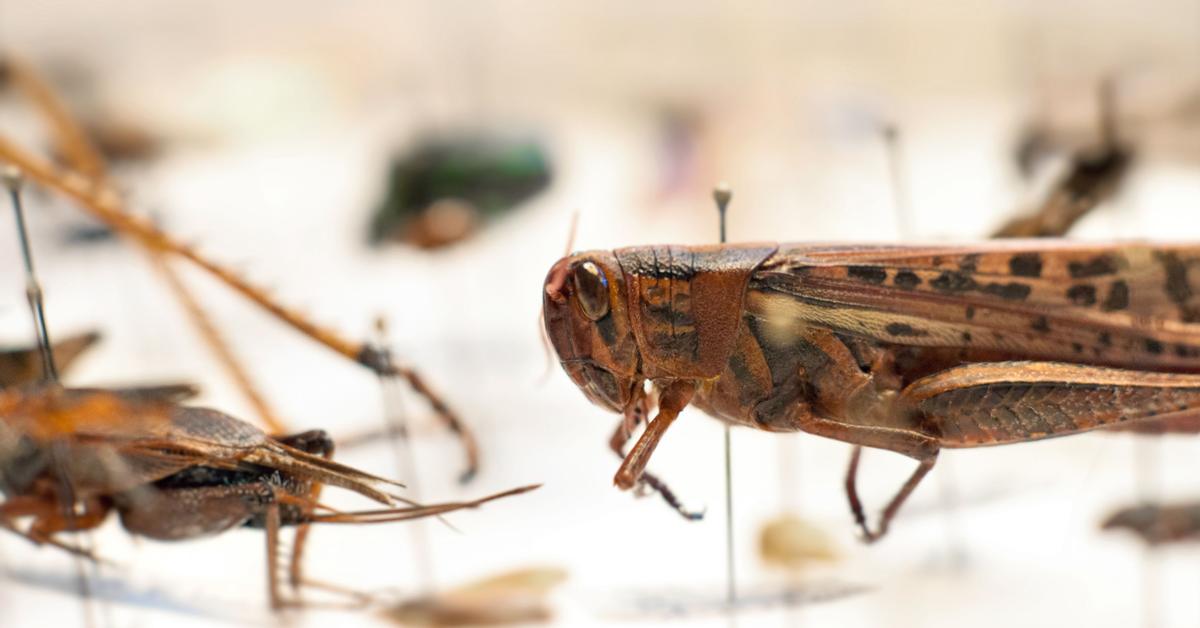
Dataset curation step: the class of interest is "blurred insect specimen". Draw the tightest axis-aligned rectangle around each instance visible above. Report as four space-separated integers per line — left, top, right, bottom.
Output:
757 515 838 570
1102 501 1200 546
368 136 552 249
382 567 567 626
0 55 479 481
1 168 538 610
0 331 100 388
543 94 1200 540
1001 80 1133 238
0 384 536 609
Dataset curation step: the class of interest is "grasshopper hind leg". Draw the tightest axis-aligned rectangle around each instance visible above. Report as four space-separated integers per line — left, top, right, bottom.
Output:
844 446 937 543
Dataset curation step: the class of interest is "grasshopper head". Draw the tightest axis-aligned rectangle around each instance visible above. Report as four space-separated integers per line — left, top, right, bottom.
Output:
542 252 641 412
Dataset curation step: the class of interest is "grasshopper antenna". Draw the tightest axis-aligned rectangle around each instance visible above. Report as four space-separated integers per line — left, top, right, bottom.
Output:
538 211 580 383
711 182 737 611
4 166 58 383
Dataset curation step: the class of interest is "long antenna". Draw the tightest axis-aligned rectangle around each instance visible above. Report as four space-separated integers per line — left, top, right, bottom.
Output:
3 166 58 382
712 182 736 614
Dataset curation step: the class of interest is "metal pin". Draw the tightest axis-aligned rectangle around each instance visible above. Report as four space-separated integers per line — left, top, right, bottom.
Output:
4 166 58 382
373 316 435 595
880 124 913 241
5 166 101 625
712 183 736 613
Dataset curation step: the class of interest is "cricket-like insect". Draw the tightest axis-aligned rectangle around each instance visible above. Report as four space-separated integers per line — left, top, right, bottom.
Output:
1 331 100 388
0 56 479 480
1 167 537 610
0 383 536 609
543 84 1196 540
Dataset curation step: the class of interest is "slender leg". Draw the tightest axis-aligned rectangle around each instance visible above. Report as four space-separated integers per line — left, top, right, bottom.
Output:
264 497 284 611
151 254 286 433
844 445 937 543
0 60 478 484
0 496 108 559
612 380 695 492
608 392 703 520
370 356 479 484
276 431 333 595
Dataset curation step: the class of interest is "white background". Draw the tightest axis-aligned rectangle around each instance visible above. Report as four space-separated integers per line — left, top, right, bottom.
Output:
2 1 1200 626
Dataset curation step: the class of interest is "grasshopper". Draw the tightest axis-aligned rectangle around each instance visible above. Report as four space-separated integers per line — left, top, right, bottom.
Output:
542 90 1200 541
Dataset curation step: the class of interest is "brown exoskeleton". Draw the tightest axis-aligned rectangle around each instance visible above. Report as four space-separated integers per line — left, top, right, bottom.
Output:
544 239 1200 541
0 383 536 609
543 77 1187 542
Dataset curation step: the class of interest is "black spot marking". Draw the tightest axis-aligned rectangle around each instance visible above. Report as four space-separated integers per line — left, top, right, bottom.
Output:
894 270 921 290
931 271 975 293
1072 342 1084 353
1031 316 1050 333
1145 339 1164 355
965 306 975 320
958 254 981 273
1099 332 1112 347
848 266 887 284
1176 344 1190 358
961 331 972 343
1066 284 1096 306
1157 252 1191 304
885 322 927 337
982 282 1032 301
1155 252 1200 322
1101 281 1130 312
1009 253 1043 277
1068 255 1119 278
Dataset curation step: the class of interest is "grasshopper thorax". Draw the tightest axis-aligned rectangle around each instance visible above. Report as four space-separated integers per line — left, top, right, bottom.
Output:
543 244 776 413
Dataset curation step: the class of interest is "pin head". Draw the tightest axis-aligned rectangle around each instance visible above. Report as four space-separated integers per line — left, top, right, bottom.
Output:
712 182 732 212
1 165 22 192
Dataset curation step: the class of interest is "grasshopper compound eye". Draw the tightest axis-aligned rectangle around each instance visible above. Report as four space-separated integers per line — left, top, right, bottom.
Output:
571 260 610 321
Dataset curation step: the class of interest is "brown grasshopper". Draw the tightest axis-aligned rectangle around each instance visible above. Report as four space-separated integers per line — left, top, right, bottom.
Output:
0 383 536 609
544 238 1200 541
542 88 1198 540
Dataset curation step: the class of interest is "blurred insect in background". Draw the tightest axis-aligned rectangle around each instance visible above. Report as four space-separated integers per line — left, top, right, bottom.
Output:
0 55 480 482
1102 500 1200 545
541 80 1200 542
368 135 552 250
1 331 99 389
1 165 538 610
